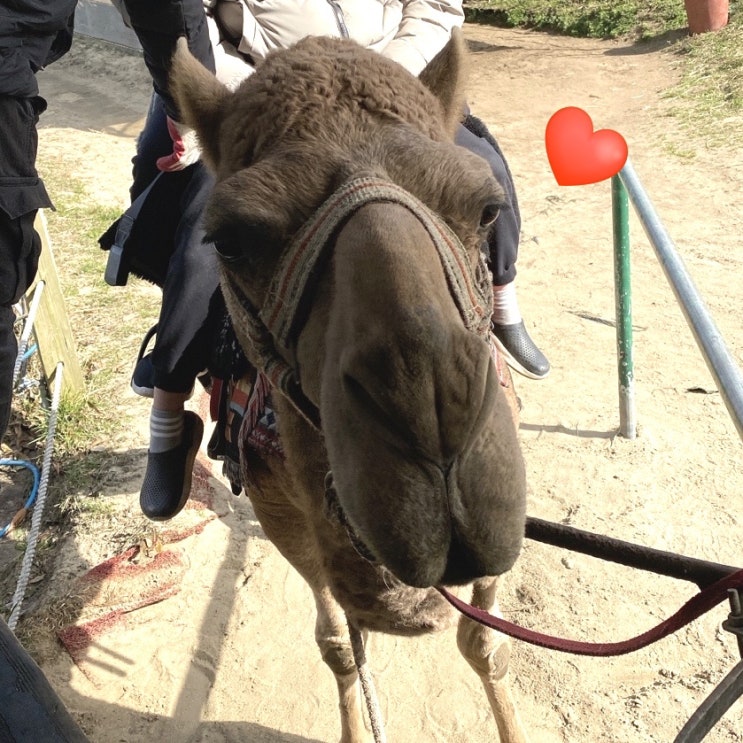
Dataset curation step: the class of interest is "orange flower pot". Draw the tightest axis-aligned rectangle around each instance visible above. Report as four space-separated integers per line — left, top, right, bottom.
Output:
684 0 729 34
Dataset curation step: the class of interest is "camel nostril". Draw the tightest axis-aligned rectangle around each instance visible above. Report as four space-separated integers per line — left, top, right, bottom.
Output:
343 373 390 422
341 370 424 453
343 373 376 411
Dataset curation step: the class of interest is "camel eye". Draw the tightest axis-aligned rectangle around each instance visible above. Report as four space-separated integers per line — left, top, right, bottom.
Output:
209 220 278 266
480 202 500 229
214 238 245 263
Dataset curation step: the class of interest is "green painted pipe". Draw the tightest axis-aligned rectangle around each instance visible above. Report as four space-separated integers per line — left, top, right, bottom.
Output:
612 174 636 439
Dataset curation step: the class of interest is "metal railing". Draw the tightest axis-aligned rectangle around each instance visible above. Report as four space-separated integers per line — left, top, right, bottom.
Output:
611 158 743 442
605 158 743 740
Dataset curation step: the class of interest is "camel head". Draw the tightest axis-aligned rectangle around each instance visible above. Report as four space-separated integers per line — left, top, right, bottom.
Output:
170 32 526 588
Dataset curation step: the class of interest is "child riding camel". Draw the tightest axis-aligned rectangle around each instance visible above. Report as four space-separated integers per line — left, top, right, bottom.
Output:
114 0 550 521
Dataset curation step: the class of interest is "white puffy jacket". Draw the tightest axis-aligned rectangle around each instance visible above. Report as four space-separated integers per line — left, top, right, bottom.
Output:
207 0 464 81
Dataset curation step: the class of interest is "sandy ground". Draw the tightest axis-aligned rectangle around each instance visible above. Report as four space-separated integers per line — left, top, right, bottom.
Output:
2 22 743 743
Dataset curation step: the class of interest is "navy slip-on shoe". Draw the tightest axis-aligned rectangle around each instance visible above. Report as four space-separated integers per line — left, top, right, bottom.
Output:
139 411 204 521
492 320 550 380
131 324 158 398
131 352 156 398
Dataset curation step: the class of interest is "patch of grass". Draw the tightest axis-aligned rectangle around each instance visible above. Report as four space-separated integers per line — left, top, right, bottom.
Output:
464 0 688 39
13 354 117 458
664 3 743 145
8 159 156 524
58 491 116 519
663 139 698 159
13 586 89 650
11 380 121 521
30 159 159 432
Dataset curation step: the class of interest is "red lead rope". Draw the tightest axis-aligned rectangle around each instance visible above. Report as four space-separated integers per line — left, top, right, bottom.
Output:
437 567 743 657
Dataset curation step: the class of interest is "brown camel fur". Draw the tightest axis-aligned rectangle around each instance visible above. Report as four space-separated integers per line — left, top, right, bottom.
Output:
171 31 529 742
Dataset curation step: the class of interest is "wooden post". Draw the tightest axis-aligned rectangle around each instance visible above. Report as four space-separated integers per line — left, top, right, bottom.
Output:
25 212 85 395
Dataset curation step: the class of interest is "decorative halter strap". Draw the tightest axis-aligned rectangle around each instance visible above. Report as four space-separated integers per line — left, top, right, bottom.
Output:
260 175 494 350
232 175 495 428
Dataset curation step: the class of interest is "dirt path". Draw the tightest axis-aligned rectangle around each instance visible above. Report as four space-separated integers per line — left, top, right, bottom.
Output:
4 23 743 743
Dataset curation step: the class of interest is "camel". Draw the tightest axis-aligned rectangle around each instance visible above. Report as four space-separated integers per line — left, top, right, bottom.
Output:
170 29 529 742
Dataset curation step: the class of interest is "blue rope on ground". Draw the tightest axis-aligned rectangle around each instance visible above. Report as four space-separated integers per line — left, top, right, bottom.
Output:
21 343 38 362
0 459 41 538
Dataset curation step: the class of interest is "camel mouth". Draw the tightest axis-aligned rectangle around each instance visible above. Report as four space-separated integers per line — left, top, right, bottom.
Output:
323 472 379 565
322 458 523 589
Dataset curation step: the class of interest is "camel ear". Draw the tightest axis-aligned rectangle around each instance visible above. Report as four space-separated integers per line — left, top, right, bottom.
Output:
170 37 231 170
418 27 467 135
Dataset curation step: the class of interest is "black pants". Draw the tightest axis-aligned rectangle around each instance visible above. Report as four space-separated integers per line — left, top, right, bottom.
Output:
132 95 221 393
0 95 54 444
457 114 521 286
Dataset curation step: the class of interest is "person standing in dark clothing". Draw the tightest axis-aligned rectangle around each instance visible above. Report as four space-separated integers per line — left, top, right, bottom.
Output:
0 1 78 446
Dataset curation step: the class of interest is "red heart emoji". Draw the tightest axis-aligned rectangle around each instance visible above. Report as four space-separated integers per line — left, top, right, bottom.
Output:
545 107 628 186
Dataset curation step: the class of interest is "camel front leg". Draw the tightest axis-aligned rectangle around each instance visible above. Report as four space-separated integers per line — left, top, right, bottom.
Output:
456 578 529 743
314 586 374 743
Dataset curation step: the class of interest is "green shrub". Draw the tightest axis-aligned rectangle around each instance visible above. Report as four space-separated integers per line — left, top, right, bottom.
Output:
464 0 689 39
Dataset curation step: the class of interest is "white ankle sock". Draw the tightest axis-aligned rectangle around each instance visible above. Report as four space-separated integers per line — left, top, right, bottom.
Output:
149 408 185 453
492 282 522 326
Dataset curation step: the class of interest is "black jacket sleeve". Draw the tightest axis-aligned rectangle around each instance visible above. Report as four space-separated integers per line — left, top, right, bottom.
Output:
120 0 215 119
0 0 76 97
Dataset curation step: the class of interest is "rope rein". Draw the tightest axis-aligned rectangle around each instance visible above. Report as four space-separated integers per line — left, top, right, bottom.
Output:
348 622 387 743
438 565 743 656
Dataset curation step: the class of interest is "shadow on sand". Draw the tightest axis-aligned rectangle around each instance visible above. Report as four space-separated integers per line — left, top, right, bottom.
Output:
1 439 328 743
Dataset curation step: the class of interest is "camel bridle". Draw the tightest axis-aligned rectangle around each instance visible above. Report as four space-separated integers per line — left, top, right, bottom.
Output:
226 174 495 429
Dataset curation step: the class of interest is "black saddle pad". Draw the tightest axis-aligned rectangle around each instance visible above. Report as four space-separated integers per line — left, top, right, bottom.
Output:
98 168 194 288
